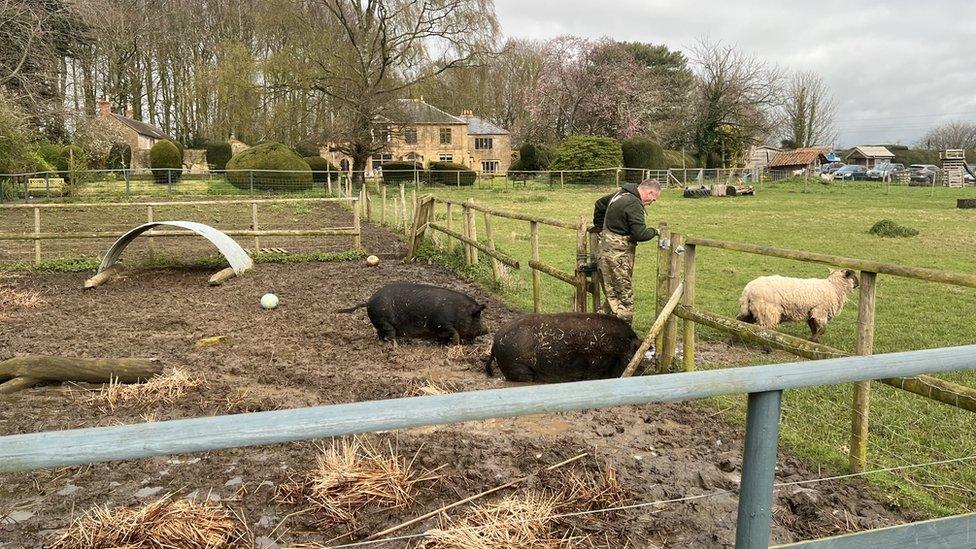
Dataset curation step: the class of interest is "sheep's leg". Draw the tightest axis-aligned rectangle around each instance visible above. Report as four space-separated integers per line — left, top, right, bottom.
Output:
808 317 826 342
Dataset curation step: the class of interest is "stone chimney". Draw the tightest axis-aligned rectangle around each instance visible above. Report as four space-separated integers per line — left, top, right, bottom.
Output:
98 98 111 117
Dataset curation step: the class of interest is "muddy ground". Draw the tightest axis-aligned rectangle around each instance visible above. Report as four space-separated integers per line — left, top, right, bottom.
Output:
0 205 915 548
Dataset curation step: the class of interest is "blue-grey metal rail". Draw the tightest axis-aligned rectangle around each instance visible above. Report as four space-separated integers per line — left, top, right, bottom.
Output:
2 345 975 549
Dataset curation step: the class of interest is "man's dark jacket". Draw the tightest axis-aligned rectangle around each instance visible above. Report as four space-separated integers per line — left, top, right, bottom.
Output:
592 183 658 242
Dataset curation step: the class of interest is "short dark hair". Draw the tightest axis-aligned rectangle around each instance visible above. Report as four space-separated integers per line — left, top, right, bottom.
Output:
638 178 662 191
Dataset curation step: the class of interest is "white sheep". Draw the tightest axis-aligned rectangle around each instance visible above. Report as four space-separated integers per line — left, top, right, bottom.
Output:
736 269 859 342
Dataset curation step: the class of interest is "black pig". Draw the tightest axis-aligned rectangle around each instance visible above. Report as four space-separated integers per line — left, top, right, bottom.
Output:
485 313 641 382
338 283 487 346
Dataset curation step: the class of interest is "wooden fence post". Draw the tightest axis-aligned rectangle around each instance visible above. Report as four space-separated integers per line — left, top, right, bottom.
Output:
446 202 455 254
251 202 260 252
531 221 541 312
575 219 587 312
353 198 361 252
654 223 670 354
461 202 472 264
682 243 697 372
394 197 401 228
399 184 407 236
467 198 478 265
147 205 155 258
483 212 501 281
589 231 601 313
33 207 41 266
364 185 372 221
849 271 877 473
381 186 387 226
660 234 683 372
560 171 564 188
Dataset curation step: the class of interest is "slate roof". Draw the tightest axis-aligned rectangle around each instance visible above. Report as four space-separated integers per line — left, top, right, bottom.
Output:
768 146 831 168
110 113 170 140
464 115 509 135
377 99 465 125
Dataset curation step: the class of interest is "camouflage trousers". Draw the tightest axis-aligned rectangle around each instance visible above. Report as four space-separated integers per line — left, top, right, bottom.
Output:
597 231 636 323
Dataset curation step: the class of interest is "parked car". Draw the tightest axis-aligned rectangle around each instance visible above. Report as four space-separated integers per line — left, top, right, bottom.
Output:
908 164 940 185
965 165 976 183
820 162 845 174
833 165 869 180
866 163 905 180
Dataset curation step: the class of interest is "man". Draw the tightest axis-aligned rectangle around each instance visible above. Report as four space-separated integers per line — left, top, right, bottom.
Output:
591 178 662 323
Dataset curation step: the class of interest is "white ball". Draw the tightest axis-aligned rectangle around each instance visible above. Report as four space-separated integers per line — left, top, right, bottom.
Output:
260 293 279 309
366 255 380 266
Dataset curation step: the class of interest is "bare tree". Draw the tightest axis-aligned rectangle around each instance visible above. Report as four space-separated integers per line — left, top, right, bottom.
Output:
918 121 976 150
304 0 498 182
781 71 836 148
687 39 782 167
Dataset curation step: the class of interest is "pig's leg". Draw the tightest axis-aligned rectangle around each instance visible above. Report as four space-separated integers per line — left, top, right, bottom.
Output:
376 321 398 347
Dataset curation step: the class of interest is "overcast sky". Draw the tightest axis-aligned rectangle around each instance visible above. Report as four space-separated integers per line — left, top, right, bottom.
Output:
494 0 976 148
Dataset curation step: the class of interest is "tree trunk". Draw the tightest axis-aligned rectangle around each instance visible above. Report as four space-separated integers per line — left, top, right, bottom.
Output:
0 356 162 394
352 152 368 186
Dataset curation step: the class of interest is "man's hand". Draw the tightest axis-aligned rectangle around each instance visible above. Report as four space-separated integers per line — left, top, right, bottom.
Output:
659 237 671 249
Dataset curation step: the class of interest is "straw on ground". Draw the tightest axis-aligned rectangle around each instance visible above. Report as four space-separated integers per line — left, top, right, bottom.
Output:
87 368 202 409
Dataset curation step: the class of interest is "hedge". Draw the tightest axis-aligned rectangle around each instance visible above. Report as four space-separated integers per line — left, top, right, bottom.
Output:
225 142 313 191
514 143 553 172
303 156 340 183
206 141 232 171
293 140 322 158
381 161 426 184
428 161 475 186
663 149 699 169
550 135 622 184
150 140 182 184
621 137 665 183
106 143 132 170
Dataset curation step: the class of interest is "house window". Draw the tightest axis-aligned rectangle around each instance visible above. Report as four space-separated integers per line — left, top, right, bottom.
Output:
475 137 493 150
439 154 454 162
403 127 417 145
481 160 499 173
374 129 391 143
372 153 393 171
439 128 452 145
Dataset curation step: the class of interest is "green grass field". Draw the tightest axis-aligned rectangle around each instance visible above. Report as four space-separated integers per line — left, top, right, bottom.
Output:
418 178 976 516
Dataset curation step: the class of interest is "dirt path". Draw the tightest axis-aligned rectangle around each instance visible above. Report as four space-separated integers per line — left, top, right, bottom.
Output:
0 208 913 548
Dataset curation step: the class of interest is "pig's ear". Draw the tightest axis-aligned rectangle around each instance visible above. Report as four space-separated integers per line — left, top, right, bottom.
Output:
473 303 486 316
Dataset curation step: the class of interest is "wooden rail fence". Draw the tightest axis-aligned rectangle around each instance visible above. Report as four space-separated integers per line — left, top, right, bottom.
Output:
0 197 362 265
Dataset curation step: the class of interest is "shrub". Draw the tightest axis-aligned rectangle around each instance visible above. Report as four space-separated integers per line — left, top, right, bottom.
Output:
663 149 699 169
381 161 426 184
621 137 665 183
515 143 553 172
303 156 340 183
869 219 919 238
34 142 65 169
428 161 475 186
150 140 183 184
106 143 132 170
205 141 232 172
293 140 323 158
550 135 622 184
225 142 313 191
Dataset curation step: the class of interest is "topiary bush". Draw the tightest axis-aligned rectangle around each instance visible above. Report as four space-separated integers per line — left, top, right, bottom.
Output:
225 142 313 191
150 140 183 184
869 219 919 238
514 143 554 172
205 141 232 172
550 135 622 184
293 140 323 158
381 161 426 184
428 161 475 186
303 156 339 183
621 136 665 183
106 143 132 170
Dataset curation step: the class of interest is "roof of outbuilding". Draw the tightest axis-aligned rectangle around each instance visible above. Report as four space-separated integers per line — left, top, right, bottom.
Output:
110 113 170 140
464 115 509 135
768 146 831 168
377 99 466 125
847 146 895 159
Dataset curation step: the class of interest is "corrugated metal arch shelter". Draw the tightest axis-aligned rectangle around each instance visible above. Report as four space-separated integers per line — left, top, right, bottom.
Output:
88 221 253 288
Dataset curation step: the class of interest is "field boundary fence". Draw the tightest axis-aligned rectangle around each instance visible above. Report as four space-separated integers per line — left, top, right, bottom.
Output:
0 197 362 267
1 346 974 548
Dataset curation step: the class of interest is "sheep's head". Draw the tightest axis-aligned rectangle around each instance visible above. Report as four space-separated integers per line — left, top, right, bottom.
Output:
828 268 859 290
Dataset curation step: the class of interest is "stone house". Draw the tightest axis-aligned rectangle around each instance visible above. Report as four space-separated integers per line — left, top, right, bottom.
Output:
97 99 172 169
328 99 513 175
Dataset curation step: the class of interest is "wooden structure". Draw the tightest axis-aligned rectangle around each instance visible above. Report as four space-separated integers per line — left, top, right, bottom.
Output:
942 149 966 188
0 197 361 267
844 146 895 168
